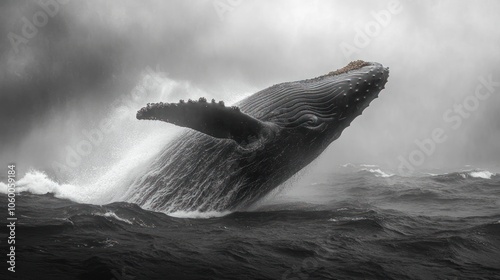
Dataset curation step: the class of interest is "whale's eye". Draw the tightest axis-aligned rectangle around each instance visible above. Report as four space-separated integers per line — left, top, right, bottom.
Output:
306 115 318 125
296 114 324 130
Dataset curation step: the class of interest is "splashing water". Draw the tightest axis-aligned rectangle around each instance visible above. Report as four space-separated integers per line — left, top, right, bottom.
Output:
0 73 256 217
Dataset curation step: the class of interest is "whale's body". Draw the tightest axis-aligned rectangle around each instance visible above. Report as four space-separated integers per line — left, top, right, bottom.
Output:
126 61 389 213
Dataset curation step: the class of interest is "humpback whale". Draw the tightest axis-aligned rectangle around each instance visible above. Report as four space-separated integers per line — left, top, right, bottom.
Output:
127 60 389 213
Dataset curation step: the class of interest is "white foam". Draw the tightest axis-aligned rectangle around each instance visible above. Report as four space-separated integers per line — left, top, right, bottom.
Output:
167 210 231 219
0 170 82 199
101 238 119 247
0 127 172 205
468 171 495 179
100 211 133 224
328 217 368 222
0 169 135 204
428 169 496 180
361 168 394 178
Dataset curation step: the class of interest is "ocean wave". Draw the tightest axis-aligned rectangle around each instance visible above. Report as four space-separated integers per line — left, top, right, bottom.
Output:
338 163 394 178
2 166 496 221
431 169 497 181
100 211 134 224
65 210 155 229
341 163 379 169
0 170 79 197
0 170 132 205
360 168 394 178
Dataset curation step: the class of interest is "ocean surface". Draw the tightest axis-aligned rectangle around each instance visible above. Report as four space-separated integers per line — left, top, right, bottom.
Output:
1 165 499 280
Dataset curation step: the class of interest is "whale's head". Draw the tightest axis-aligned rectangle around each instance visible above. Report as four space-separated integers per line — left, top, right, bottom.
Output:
246 60 389 149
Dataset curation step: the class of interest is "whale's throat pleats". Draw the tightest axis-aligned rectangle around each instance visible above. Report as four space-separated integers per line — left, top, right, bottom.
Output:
136 98 268 145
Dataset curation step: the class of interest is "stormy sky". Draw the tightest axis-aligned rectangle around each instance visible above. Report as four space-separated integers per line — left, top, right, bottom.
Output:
1 0 499 179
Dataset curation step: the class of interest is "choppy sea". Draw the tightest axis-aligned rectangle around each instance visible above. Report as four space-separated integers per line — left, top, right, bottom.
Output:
1 166 499 280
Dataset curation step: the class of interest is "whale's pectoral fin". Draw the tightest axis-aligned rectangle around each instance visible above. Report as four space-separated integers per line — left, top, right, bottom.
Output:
136 98 266 145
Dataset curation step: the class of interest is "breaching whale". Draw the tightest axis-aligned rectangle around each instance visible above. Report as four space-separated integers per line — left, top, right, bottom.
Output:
127 60 389 213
